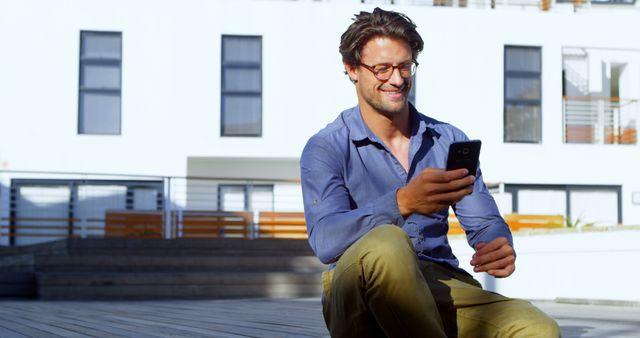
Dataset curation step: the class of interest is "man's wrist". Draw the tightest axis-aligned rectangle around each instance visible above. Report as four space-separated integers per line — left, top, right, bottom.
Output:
396 187 413 217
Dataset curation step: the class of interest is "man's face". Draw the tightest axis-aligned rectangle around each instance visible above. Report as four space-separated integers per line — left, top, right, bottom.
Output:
346 36 413 117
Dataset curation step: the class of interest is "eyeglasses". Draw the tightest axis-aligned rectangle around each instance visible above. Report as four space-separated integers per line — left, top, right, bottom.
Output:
358 61 418 81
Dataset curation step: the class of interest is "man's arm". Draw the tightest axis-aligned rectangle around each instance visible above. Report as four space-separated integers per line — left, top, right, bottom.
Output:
301 139 404 264
453 168 516 277
301 138 475 264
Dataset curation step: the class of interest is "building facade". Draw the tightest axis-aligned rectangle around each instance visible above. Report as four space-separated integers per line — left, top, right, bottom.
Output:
1 0 639 245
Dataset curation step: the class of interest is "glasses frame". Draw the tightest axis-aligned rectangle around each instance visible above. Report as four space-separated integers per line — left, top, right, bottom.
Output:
358 61 419 81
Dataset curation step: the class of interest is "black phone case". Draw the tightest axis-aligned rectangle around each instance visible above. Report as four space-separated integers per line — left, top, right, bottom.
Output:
446 140 481 175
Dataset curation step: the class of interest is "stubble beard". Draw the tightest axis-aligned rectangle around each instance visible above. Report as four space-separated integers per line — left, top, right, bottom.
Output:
364 83 410 118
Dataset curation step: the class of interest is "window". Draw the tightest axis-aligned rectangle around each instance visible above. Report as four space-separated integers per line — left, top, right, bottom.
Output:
504 46 542 143
408 76 416 105
221 35 262 137
7 179 162 246
504 184 622 226
218 184 273 211
78 31 122 135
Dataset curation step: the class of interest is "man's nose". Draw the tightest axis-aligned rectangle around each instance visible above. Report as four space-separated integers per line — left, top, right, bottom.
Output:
387 67 405 87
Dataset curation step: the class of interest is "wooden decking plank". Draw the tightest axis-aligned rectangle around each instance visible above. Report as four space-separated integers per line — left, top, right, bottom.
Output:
0 316 64 338
0 302 163 338
0 299 330 337
0 324 30 338
101 305 298 337
46 315 152 338
153 299 326 336
99 313 246 338
0 313 90 338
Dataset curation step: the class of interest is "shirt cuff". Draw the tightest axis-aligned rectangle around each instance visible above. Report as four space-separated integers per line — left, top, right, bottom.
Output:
473 223 514 250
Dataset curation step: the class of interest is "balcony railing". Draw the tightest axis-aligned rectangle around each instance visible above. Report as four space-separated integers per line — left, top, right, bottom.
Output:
563 96 638 144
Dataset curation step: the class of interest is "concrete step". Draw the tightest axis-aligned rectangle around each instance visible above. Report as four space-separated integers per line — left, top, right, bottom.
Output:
65 238 316 256
35 254 326 272
37 271 323 299
0 272 36 298
3 238 326 300
39 283 323 300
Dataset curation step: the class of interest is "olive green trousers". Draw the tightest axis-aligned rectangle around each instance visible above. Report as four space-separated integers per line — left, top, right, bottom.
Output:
321 224 560 338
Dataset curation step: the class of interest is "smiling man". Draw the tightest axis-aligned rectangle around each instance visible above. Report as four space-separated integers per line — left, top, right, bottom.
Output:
300 7 559 338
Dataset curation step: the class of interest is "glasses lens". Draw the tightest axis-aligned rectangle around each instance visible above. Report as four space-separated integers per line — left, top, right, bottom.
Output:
401 63 417 77
365 62 417 80
374 65 392 80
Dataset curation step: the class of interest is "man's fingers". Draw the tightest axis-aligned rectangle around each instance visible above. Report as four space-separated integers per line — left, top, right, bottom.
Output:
472 246 512 266
471 239 513 266
473 254 515 273
488 264 516 278
474 236 509 256
422 168 470 184
443 168 470 181
430 187 474 205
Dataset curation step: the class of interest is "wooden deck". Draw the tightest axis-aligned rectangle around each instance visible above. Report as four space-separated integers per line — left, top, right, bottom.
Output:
0 298 328 338
1 298 639 337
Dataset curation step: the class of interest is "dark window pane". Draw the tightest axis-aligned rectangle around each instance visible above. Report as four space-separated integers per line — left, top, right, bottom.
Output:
505 47 541 72
79 92 121 134
222 37 261 63
223 68 261 92
222 96 261 136
505 104 541 143
82 33 121 59
505 77 541 100
81 64 121 89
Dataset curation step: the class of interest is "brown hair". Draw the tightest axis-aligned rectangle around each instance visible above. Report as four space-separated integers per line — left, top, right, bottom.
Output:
339 7 424 66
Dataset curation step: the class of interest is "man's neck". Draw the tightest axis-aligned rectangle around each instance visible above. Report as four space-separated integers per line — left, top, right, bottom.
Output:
359 104 411 144
359 104 412 172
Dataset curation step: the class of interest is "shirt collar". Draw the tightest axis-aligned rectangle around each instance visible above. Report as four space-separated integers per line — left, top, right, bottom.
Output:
347 103 439 143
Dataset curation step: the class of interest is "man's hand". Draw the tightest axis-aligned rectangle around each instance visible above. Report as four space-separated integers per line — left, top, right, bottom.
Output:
470 237 515 278
397 168 475 217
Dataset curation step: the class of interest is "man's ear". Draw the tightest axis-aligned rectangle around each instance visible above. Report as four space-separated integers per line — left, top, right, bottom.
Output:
344 63 358 84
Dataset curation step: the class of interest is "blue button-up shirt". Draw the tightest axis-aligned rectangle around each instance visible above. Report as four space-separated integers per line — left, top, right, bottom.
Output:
300 105 512 270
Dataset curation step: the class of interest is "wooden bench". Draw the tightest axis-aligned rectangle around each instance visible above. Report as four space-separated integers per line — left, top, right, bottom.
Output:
256 211 307 239
105 211 164 238
504 214 564 231
173 210 252 239
448 213 564 235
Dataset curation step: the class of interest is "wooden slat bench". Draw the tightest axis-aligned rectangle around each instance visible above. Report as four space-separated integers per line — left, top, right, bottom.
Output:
105 211 164 238
448 213 564 235
174 210 253 239
256 212 307 239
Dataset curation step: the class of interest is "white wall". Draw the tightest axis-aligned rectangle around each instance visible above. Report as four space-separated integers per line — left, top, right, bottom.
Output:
450 229 640 302
1 0 640 222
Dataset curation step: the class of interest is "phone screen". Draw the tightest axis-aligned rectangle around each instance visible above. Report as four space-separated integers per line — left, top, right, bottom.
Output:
446 140 482 176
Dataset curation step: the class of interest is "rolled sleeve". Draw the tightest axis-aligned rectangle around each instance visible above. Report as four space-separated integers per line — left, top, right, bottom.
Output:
454 168 514 250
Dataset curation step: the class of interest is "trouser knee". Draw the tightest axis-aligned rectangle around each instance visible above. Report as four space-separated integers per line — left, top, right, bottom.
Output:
353 224 415 267
338 225 421 290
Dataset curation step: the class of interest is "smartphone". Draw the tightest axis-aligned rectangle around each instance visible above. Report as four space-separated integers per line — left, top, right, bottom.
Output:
446 140 481 176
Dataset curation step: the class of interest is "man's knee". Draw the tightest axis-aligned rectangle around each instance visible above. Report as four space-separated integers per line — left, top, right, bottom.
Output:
354 224 415 263
503 300 560 338
521 312 560 338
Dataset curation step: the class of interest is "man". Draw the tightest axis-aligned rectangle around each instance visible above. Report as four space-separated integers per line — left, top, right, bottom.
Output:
300 7 560 338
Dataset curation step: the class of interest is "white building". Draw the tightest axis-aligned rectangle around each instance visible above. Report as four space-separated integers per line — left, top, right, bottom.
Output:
1 0 640 246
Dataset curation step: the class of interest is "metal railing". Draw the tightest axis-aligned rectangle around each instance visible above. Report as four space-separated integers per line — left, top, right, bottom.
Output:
563 96 638 144
355 0 599 11
0 170 305 246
